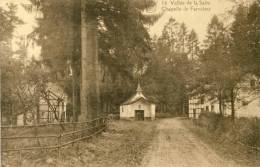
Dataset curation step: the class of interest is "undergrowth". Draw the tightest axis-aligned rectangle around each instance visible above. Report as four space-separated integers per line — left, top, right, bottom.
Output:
185 112 260 167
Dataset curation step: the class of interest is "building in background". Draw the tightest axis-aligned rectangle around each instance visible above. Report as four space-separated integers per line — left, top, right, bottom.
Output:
188 74 260 119
16 83 68 125
120 84 156 120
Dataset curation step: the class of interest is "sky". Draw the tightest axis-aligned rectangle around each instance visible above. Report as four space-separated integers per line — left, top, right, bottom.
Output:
0 0 36 36
0 0 237 57
148 0 235 42
0 0 40 58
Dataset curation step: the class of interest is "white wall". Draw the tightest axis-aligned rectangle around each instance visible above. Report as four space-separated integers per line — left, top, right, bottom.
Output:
188 96 260 119
188 97 201 119
120 101 155 120
236 97 260 117
151 104 156 120
17 114 24 126
189 75 260 119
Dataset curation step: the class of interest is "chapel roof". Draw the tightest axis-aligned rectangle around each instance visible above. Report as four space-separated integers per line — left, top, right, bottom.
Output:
121 84 153 105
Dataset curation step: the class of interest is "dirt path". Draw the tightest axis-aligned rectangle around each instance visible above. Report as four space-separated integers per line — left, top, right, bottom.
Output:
141 118 239 167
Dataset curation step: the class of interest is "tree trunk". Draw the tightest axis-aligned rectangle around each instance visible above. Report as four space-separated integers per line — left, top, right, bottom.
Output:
80 0 87 121
230 87 235 119
107 101 111 114
11 104 14 125
36 102 40 124
80 0 100 121
71 0 81 122
218 90 223 116
23 112 26 125
72 67 77 121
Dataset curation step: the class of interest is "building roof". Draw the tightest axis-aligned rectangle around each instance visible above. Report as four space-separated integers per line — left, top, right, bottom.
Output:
136 83 143 92
121 84 153 105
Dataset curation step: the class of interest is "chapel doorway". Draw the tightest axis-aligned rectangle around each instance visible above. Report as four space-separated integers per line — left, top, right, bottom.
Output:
135 110 144 120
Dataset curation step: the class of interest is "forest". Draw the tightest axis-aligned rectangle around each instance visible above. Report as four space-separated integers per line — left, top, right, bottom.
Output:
1 0 260 124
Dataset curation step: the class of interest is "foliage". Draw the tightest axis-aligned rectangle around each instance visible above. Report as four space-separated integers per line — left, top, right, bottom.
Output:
0 4 23 41
201 16 230 88
230 4 250 73
199 14 249 118
228 2 260 117
3 0 259 121
0 5 58 124
28 0 159 117
197 112 260 148
143 18 200 114
0 4 23 124
247 1 260 77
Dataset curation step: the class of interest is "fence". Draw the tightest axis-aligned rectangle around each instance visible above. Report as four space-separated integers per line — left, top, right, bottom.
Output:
1 117 108 165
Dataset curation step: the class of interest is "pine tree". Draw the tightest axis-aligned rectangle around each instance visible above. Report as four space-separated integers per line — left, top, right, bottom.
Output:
202 15 229 116
161 18 179 53
28 0 159 121
178 23 188 54
248 1 260 77
145 19 200 116
230 4 250 73
229 4 251 119
187 29 199 61
0 4 23 124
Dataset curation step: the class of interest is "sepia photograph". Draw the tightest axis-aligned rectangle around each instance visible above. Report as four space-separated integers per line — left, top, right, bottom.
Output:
0 0 260 167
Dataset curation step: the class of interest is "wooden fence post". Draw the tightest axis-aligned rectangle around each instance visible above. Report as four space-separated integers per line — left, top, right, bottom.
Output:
103 117 105 127
19 150 22 167
104 117 107 130
58 129 62 158
96 119 99 136
72 122 76 146
34 124 41 148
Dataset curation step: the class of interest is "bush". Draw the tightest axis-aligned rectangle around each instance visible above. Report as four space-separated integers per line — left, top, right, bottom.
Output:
155 112 175 118
235 117 260 148
197 112 222 131
197 112 260 148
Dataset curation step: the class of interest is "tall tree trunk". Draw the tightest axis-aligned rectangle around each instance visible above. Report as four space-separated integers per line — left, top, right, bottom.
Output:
218 90 223 116
80 0 100 121
80 0 88 121
72 68 77 121
72 0 81 122
230 87 235 119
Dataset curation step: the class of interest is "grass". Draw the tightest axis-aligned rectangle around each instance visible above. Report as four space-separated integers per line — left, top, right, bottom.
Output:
183 118 260 167
1 123 94 151
2 120 157 167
